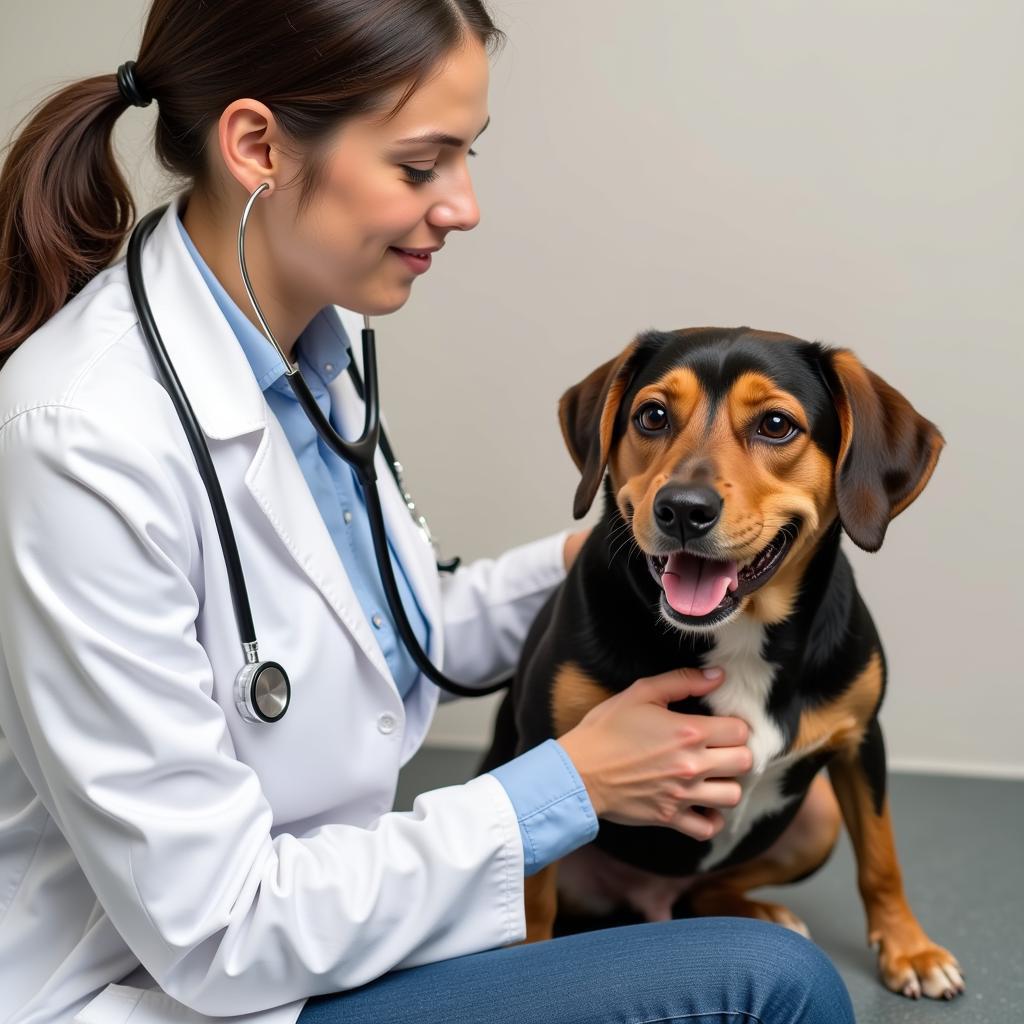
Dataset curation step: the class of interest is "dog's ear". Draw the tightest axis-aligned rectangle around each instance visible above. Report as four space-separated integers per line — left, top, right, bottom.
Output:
820 348 945 552
558 337 646 520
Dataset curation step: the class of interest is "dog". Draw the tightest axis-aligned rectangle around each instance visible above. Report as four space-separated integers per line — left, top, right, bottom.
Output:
479 326 964 1000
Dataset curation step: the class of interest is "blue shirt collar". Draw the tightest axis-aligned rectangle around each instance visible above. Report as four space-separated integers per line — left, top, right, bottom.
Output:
175 208 351 393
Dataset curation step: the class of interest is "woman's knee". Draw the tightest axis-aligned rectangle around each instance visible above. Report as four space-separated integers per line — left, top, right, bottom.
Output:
744 920 855 1024
639 917 853 1024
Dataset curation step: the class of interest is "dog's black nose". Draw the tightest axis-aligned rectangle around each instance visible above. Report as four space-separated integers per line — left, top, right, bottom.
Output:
653 485 723 546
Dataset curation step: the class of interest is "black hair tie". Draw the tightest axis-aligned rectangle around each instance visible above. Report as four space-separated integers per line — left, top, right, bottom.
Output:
116 61 152 108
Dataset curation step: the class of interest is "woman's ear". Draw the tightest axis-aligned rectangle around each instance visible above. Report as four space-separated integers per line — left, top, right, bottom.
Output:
821 348 945 552
558 336 647 520
217 99 284 196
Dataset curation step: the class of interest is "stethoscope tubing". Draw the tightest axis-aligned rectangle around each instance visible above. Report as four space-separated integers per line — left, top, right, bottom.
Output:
126 210 258 650
126 202 513 715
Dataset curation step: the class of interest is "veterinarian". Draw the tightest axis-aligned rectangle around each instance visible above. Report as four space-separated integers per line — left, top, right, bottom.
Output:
0 2 854 1022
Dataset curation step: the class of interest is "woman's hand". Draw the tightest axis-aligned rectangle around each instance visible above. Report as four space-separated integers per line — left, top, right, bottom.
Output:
562 527 592 570
557 667 752 842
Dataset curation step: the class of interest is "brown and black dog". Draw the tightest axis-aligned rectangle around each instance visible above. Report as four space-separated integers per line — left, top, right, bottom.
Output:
480 326 964 1000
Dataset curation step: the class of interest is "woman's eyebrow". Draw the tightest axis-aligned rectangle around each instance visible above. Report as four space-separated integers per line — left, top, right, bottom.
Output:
394 116 490 148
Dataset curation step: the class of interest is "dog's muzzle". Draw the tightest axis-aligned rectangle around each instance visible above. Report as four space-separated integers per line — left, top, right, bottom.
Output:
646 489 800 623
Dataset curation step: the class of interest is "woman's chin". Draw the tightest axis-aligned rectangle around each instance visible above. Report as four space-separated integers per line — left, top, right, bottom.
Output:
342 283 413 318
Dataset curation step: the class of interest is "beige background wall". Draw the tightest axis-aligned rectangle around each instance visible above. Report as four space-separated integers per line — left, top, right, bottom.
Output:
3 1 1021 777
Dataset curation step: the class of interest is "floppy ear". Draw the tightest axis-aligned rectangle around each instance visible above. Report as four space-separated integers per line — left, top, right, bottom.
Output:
821 348 945 552
558 337 645 520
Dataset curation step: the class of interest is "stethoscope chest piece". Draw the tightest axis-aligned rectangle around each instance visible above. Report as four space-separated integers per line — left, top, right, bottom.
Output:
234 657 291 724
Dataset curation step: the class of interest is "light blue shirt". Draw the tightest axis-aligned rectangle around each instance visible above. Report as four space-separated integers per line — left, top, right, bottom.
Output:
176 213 597 876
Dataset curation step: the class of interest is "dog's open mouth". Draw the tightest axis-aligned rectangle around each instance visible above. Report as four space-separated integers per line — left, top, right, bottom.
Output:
646 521 798 624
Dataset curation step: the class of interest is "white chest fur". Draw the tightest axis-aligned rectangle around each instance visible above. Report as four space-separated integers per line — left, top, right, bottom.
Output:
698 616 801 868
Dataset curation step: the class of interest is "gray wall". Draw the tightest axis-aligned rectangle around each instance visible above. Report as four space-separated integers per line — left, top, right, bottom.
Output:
3 1 1020 777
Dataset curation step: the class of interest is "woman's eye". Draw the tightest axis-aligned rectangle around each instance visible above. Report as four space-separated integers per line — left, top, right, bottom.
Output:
401 165 439 185
635 402 669 433
401 150 476 186
756 411 798 442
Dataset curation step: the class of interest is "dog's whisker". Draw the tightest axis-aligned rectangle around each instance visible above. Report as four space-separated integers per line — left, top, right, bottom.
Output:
606 520 632 546
608 531 638 569
616 538 641 570
605 518 632 541
605 519 635 552
603 528 633 567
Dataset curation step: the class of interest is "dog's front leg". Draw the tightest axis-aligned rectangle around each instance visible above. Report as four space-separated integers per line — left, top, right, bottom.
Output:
829 718 964 1000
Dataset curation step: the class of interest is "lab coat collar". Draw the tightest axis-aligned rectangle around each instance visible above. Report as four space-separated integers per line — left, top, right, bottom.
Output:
140 196 268 441
139 197 443 728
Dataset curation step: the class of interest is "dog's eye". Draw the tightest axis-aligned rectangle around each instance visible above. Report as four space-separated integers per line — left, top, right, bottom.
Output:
635 402 669 434
757 411 798 442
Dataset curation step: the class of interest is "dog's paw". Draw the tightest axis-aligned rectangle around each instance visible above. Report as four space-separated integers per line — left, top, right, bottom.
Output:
752 899 811 938
875 940 965 1000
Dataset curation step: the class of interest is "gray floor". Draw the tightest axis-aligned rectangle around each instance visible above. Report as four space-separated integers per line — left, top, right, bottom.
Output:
396 747 1024 1024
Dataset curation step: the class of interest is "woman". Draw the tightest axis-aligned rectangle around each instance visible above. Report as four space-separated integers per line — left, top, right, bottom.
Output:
0 2 854 1023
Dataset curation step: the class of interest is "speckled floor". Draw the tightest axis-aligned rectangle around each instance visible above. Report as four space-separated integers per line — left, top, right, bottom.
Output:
396 748 1023 1024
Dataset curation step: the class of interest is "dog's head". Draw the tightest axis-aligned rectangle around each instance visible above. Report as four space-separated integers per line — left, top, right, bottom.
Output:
558 326 944 631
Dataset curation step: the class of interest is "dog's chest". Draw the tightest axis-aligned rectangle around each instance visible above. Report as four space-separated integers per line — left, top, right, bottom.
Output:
698 617 801 868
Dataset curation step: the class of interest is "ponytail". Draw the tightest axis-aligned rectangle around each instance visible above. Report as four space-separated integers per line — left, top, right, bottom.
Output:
0 75 135 368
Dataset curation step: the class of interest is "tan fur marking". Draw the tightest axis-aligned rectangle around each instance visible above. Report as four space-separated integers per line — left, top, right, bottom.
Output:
828 752 934 968
743 441 838 622
633 368 703 413
609 368 702 503
828 739 961 996
551 661 615 738
830 349 860 470
730 371 810 433
597 372 633 472
793 650 884 755
522 863 559 944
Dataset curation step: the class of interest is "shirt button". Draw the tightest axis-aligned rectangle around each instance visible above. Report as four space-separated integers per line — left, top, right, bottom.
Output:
324 362 335 373
377 712 396 734
371 613 383 628
343 510 353 524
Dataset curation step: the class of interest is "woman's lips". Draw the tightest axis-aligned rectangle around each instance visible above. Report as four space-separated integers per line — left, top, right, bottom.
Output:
388 247 433 275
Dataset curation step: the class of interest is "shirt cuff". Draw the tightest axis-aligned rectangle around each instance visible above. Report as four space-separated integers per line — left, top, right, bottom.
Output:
486 738 599 878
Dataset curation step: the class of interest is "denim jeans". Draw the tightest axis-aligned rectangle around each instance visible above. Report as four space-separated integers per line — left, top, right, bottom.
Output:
298 917 855 1023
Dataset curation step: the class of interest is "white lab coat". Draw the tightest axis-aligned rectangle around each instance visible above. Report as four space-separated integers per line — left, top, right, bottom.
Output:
0 198 570 1024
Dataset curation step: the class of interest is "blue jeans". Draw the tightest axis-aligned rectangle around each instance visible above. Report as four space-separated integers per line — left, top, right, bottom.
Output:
298 917 855 1023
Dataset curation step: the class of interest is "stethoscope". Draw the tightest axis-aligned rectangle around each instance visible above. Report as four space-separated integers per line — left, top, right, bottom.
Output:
125 184 512 724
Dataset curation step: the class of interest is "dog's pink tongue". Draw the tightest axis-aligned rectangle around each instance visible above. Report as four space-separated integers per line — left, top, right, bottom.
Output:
661 553 738 617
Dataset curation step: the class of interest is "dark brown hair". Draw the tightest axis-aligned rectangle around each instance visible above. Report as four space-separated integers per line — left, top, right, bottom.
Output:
0 0 503 369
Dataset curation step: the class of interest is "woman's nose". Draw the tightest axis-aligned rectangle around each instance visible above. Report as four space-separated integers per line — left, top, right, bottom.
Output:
429 172 481 232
